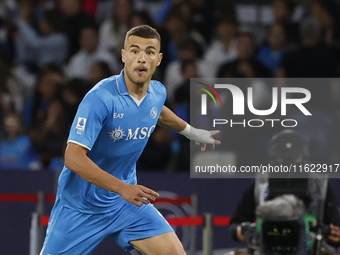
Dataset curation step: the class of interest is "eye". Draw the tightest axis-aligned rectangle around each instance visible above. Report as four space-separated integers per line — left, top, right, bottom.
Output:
131 50 138 54
147 51 155 55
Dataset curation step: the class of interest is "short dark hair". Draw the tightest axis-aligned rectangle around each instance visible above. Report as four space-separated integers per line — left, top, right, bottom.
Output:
125 25 161 45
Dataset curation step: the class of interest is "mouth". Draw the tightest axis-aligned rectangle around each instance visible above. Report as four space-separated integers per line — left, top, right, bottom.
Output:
135 67 147 75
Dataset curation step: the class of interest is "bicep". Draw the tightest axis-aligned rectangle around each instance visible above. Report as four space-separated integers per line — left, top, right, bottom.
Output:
64 142 89 170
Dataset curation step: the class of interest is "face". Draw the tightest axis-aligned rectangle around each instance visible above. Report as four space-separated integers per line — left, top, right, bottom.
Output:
310 2 323 19
272 0 291 22
80 28 98 53
39 18 51 36
60 0 80 16
268 24 285 49
38 72 63 100
236 35 254 60
115 0 132 21
121 35 162 86
182 63 198 80
218 22 237 41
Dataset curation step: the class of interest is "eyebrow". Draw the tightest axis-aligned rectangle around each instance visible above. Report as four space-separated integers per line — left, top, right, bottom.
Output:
130 44 156 50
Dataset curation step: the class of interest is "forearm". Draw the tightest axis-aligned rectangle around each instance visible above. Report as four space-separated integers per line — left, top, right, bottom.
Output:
64 143 126 193
157 106 187 132
158 106 220 147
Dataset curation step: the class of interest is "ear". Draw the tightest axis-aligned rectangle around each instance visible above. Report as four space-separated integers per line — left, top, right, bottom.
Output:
157 53 163 67
121 49 125 63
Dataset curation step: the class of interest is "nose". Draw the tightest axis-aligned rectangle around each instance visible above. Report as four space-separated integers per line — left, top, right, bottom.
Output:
137 52 146 64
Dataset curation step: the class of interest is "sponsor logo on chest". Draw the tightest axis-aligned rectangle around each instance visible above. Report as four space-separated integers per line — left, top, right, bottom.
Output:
109 125 156 142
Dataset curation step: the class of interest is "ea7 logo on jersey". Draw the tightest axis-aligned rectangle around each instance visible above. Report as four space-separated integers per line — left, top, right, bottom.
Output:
109 125 156 142
113 113 124 118
76 117 87 131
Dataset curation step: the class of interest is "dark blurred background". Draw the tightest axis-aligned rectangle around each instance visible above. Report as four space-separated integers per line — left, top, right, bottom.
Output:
1 0 340 254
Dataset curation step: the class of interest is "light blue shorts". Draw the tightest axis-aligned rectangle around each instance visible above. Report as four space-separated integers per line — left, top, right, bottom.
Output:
40 198 174 254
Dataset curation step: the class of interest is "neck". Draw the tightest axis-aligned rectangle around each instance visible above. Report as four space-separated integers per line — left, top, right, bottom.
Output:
123 70 149 100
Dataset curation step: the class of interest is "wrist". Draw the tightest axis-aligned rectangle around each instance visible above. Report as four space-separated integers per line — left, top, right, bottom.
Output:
115 181 128 194
179 123 190 138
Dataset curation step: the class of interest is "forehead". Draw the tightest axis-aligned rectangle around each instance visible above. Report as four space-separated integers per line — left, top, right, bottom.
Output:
125 35 160 51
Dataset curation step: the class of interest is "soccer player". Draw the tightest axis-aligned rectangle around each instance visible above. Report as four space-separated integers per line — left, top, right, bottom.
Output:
40 25 220 255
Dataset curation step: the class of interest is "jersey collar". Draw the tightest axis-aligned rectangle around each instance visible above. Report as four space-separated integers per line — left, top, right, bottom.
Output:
116 69 151 96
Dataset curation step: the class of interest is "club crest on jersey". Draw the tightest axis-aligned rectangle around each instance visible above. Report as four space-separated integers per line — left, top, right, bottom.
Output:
150 107 158 119
76 117 87 133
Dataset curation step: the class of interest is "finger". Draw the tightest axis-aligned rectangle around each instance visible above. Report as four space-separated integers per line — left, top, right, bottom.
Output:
136 198 150 205
214 139 221 145
132 200 143 207
142 187 159 198
141 193 157 202
209 130 220 136
201 143 206 151
210 144 215 150
195 142 200 146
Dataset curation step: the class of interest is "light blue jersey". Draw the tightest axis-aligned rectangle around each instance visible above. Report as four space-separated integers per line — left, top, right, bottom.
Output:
41 71 174 254
57 70 166 214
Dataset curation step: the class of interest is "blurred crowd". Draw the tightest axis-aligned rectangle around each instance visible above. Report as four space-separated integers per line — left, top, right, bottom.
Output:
1 0 340 171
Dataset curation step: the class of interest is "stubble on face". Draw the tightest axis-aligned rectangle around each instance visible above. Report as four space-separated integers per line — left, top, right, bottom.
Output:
122 36 162 88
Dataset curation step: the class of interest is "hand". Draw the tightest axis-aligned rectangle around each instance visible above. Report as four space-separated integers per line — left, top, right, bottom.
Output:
180 124 221 151
117 183 159 207
327 224 340 244
236 225 245 242
194 130 221 151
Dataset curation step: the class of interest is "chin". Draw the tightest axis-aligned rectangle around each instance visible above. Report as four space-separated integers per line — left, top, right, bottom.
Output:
135 75 150 83
132 78 148 86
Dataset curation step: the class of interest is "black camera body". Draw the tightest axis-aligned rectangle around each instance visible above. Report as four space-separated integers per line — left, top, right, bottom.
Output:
260 217 307 255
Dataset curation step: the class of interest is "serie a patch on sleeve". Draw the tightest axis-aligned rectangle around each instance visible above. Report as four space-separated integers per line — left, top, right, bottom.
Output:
76 117 87 134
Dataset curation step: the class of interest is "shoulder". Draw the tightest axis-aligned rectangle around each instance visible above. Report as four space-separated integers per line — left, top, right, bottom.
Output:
17 135 32 147
205 41 222 54
84 76 118 102
68 51 84 62
149 80 167 96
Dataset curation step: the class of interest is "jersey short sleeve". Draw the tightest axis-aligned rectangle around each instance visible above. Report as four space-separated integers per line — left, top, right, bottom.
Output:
68 90 109 150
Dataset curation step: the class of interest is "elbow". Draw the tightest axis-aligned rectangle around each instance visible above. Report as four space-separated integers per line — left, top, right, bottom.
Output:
64 150 76 171
64 143 87 173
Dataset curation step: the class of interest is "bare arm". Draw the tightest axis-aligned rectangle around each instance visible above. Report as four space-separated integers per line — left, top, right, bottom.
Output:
64 142 159 206
157 105 187 132
157 106 221 151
